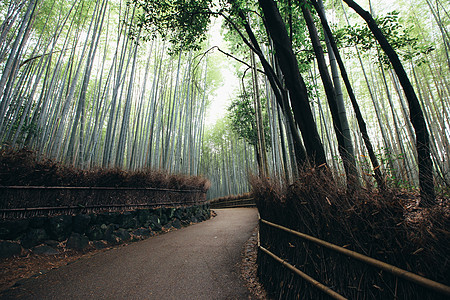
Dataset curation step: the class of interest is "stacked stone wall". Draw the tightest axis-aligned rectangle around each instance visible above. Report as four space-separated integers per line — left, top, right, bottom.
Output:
0 204 210 258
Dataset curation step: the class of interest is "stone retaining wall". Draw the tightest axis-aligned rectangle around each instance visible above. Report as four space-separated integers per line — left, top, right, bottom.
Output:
0 204 210 258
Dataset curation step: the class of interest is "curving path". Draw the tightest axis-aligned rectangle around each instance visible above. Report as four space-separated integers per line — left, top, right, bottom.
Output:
1 208 259 300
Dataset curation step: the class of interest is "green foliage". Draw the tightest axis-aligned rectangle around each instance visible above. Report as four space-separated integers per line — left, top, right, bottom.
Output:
129 0 214 53
33 0 96 42
220 1 265 62
200 118 234 171
227 92 271 149
202 118 230 152
357 148 415 190
5 102 39 144
219 0 317 72
290 3 316 71
376 148 413 189
203 51 224 96
227 93 257 146
334 11 434 66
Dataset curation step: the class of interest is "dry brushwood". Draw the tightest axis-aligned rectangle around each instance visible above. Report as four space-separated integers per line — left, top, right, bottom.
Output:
0 147 210 209
252 169 449 300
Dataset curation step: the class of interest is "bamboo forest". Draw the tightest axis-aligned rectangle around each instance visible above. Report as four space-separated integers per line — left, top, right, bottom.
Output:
1 0 449 201
1 0 450 298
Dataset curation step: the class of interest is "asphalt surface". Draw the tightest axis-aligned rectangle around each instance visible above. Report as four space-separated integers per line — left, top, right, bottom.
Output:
1 208 259 300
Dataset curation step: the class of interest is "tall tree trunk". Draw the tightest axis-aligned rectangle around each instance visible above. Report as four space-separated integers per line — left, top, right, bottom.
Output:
0 0 37 129
251 49 269 175
425 0 450 72
232 12 307 168
343 0 435 205
276 100 291 181
313 0 385 190
0 1 26 62
258 0 327 166
66 0 106 165
301 1 358 189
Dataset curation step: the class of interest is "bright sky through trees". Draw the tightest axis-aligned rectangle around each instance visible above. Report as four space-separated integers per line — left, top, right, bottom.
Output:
205 18 238 126
203 0 401 127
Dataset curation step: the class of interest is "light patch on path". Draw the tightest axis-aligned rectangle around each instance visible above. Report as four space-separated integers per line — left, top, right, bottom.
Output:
1 208 259 300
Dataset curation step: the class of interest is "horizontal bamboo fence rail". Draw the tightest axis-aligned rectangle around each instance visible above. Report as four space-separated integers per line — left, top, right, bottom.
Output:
258 244 347 300
209 197 255 209
0 201 203 217
259 218 450 297
0 185 207 219
0 185 203 193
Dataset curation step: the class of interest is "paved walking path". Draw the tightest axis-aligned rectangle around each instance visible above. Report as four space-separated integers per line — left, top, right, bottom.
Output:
1 208 259 300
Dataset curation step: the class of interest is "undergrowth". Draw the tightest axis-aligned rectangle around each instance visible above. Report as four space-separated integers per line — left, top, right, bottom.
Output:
0 148 210 209
0 148 210 190
252 167 449 299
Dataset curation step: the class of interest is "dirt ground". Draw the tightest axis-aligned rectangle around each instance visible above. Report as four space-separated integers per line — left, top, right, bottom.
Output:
240 226 270 299
0 236 149 291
